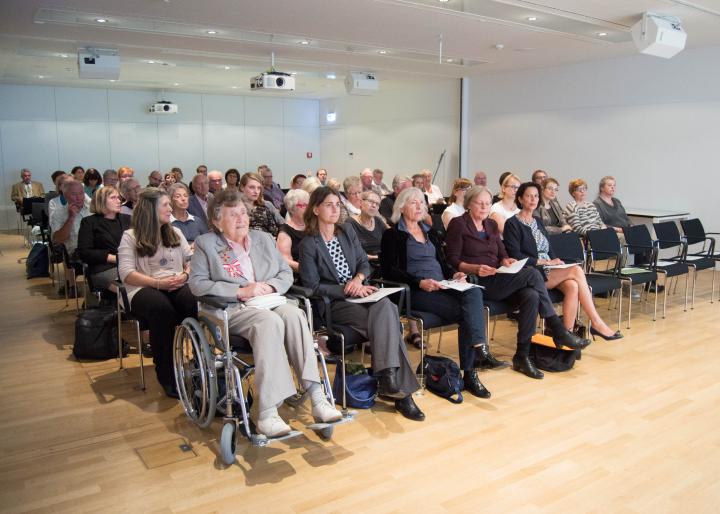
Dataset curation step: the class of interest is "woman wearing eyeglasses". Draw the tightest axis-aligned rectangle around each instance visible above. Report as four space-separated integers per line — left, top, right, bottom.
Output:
442 178 472 229
346 190 388 261
277 189 309 273
564 179 606 236
489 173 521 234
536 178 572 234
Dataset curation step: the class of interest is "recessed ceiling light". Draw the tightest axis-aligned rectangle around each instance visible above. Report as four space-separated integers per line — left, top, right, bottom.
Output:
223 65 231 70
299 40 310 45
147 60 155 64
173 83 180 86
438 0 450 3
446 58 454 63
34 20 45 24
378 50 387 55
290 72 298 75
527 16 537 21
37 75 45 79
206 30 217 35
95 18 107 23
109 79 116 82
597 32 608 37
58 53 69 58
326 73 336 80
231 86 239 89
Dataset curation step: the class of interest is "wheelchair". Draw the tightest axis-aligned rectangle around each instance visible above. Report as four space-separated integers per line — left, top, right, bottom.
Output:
172 291 354 465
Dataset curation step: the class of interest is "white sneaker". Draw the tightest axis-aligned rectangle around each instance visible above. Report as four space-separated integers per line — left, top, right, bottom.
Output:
257 414 292 438
312 399 342 423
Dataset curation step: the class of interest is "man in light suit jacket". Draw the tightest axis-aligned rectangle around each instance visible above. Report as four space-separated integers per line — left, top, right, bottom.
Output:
11 169 45 209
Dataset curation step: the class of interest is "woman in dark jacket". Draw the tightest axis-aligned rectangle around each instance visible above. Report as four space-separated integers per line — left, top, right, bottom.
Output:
445 186 591 380
299 187 424 421
380 187 498 399
504 182 622 340
76 186 130 290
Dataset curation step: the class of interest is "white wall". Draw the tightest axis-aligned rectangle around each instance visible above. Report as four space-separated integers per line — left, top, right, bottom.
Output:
0 85 319 229
319 79 461 193
466 46 720 232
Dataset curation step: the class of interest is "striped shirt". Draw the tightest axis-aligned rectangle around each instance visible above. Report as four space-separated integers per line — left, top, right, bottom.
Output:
564 200 605 235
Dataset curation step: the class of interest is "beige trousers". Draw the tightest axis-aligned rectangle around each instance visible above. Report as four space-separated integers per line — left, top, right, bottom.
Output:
227 303 320 412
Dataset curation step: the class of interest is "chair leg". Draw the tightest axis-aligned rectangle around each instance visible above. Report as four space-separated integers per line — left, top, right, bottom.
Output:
491 318 498 340
663 278 668 319
117 303 124 371
626 281 632 330
417 318 425 392
136 322 145 390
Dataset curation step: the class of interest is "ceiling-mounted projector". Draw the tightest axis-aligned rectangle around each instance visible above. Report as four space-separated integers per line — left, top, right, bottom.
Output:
78 47 120 79
149 101 178 114
250 72 295 91
345 72 378 95
631 12 686 59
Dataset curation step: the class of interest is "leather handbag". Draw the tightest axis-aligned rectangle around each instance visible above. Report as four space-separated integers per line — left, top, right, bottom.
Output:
332 365 377 409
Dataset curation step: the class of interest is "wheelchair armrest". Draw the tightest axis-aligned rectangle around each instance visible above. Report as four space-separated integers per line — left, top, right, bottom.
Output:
287 284 313 298
197 295 238 309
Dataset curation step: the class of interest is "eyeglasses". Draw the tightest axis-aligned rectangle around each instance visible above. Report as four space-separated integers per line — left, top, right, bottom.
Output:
545 186 559 192
295 202 308 208
505 184 519 190
575 186 588 192
363 199 380 206
347 191 361 197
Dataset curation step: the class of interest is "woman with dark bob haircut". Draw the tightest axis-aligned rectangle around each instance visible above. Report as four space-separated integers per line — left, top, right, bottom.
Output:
82 168 102 198
118 188 196 398
299 186 425 421
504 182 622 340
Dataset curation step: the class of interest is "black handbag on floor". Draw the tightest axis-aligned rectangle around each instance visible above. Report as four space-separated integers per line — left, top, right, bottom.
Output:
417 355 463 404
529 344 580 372
73 307 122 360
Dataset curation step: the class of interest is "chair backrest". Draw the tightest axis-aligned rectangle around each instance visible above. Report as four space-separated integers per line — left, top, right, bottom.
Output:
622 224 653 253
585 228 621 257
680 218 705 246
653 221 682 249
547 232 585 263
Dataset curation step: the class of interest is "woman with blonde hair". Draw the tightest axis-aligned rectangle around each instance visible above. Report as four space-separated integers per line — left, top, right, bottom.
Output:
442 177 472 229
489 173 521 234
536 177 571 234
77 186 130 291
118 188 196 397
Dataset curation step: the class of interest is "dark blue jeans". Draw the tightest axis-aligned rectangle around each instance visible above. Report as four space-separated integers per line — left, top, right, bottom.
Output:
410 287 485 370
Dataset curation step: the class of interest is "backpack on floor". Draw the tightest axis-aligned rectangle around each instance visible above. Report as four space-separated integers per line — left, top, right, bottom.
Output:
73 307 122 360
332 364 377 409
417 355 463 404
26 243 49 279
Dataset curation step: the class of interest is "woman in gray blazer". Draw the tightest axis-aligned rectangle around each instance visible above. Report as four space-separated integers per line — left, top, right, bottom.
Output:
189 190 341 438
299 187 424 422
535 177 571 234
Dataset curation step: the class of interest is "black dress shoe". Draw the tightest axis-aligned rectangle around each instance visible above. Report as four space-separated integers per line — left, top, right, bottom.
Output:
589 326 624 341
395 395 425 421
512 355 544 380
474 345 509 370
163 383 180 399
550 328 592 350
463 371 491 398
377 368 405 399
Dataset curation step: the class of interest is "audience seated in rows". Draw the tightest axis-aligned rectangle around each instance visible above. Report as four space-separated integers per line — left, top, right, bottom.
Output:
489 173 521 234
188 190 341 437
76 186 130 291
445 186 591 380
277 189 309 272
503 182 622 340
299 187 425 421
118 188 196 399
563 179 606 236
168 183 209 244
380 187 494 399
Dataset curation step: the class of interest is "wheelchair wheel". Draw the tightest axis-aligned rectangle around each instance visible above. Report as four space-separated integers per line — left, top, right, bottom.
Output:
174 318 217 428
220 422 237 465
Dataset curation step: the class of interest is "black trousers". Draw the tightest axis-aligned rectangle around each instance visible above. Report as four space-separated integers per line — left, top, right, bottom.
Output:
410 288 486 370
474 267 556 356
131 285 197 387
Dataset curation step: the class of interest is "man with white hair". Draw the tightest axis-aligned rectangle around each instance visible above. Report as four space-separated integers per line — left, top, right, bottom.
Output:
260 166 285 210
103 169 119 188
187 174 212 224
421 169 445 205
360 168 374 193
11 168 45 209
120 179 141 215
207 170 224 194
473 170 488 187
49 179 90 255
379 175 412 223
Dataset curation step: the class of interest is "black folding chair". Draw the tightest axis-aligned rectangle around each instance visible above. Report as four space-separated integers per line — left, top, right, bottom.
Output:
547 232 623 330
680 218 719 303
623 224 689 318
654 221 716 307
586 228 657 329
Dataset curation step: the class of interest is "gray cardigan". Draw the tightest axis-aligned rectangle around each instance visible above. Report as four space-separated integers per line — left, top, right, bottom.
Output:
189 229 293 299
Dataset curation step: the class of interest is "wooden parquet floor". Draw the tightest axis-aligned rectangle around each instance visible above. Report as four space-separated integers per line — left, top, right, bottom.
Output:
0 233 718 513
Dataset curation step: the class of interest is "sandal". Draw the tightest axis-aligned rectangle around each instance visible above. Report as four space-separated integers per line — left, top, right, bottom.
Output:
405 333 423 349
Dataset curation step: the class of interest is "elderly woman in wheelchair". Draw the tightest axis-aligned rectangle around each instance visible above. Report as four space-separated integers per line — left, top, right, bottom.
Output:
188 190 341 438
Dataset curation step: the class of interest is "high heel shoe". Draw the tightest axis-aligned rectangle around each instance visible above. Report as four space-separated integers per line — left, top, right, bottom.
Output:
589 326 624 341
